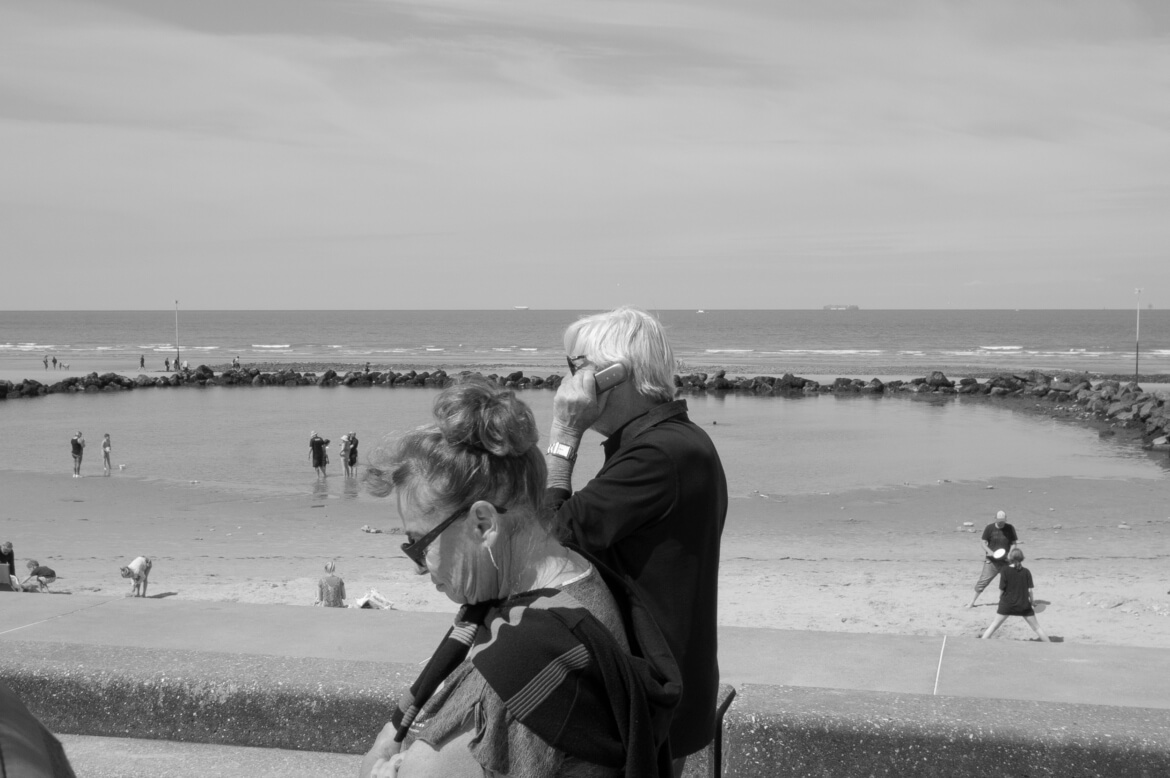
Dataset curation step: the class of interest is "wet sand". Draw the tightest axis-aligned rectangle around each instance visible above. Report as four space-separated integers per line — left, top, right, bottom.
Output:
4 469 1167 649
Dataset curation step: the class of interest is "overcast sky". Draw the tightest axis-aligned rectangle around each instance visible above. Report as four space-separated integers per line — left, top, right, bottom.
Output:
2 0 1168 310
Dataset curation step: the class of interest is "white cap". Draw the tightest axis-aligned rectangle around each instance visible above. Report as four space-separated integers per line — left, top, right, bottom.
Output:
995 510 1007 520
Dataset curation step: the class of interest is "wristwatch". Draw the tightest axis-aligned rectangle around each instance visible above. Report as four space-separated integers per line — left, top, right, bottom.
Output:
546 441 577 463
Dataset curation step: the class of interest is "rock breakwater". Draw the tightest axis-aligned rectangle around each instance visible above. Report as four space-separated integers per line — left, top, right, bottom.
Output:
2 366 1167 453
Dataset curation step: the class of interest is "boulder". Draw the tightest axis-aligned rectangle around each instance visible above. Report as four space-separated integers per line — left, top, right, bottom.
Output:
926 371 953 388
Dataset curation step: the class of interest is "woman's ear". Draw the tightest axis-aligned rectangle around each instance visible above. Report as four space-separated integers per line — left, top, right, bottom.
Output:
470 500 501 549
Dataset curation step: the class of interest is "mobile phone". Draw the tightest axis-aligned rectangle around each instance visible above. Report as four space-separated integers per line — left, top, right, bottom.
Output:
593 363 629 393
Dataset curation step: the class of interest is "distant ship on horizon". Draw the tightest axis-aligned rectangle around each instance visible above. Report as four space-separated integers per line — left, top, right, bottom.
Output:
513 306 529 310
823 305 860 311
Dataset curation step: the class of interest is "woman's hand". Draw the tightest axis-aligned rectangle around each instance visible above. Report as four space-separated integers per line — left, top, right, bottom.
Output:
358 722 401 778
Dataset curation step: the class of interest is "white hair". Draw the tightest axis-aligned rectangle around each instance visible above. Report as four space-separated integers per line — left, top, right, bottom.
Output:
564 306 675 403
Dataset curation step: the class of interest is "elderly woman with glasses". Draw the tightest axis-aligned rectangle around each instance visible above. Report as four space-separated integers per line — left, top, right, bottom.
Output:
359 377 679 778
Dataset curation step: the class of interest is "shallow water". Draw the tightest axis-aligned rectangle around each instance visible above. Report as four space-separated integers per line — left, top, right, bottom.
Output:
1 386 1163 500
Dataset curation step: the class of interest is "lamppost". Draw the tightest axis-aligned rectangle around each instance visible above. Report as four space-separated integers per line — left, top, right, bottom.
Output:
175 299 181 369
1134 288 1142 380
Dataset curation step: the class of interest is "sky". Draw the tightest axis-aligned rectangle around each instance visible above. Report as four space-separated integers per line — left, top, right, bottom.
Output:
1 0 1168 310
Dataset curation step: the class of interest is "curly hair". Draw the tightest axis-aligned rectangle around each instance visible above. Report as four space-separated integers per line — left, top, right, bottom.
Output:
365 377 549 527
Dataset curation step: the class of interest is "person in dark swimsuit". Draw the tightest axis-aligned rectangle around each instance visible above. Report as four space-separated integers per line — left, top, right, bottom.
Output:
980 548 1051 641
310 431 330 479
347 431 359 476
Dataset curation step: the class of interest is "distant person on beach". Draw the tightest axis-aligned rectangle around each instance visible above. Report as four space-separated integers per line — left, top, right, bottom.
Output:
119 556 152 597
968 510 1019 608
339 434 353 478
309 431 330 478
1 541 15 586
139 354 145 369
315 560 346 607
347 431 358 477
359 377 678 778
101 433 112 476
165 357 171 371
21 560 56 592
52 356 57 369
980 548 1051 641
70 431 85 478
232 355 240 368
546 306 726 775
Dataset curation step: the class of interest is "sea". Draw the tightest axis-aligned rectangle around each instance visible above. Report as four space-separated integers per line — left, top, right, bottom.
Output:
2 310 1168 500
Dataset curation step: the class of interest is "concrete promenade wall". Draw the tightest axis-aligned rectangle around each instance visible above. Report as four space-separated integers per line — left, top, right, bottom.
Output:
2 597 1169 777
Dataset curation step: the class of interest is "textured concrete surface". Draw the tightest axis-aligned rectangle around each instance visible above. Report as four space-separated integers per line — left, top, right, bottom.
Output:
936 635 1170 709
4 595 1170 777
59 735 360 778
723 684 1170 778
0 640 413 753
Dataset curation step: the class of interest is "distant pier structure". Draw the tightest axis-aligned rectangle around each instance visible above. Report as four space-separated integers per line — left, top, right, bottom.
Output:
823 305 860 311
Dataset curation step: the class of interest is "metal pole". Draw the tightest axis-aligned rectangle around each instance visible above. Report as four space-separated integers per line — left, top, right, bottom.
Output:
1134 288 1141 380
175 299 180 367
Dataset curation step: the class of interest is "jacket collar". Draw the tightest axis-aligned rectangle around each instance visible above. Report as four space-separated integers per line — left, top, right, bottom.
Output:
603 399 689 457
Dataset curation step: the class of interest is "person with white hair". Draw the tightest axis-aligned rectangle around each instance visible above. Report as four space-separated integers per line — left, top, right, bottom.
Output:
968 509 1020 608
545 306 728 777
316 560 346 607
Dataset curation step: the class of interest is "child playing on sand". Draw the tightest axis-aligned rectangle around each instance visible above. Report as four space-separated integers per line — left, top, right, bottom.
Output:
120 556 153 597
980 548 1051 641
21 560 57 592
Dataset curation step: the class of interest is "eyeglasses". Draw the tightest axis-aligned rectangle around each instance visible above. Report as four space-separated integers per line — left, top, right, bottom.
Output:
566 355 588 375
401 503 508 568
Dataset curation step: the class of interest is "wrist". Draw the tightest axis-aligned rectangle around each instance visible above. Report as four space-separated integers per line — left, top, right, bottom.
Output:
550 420 584 445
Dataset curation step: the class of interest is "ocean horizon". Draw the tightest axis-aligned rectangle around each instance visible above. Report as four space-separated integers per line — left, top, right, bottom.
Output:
2 309 1168 378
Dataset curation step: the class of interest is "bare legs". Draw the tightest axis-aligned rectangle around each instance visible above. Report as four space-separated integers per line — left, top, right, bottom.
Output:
981 613 1051 642
980 614 1009 640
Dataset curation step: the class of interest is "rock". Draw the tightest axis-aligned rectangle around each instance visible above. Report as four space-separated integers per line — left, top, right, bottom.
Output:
925 371 953 388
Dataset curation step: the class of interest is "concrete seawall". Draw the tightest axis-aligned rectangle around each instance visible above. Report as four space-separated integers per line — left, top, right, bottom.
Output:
3 596 1168 777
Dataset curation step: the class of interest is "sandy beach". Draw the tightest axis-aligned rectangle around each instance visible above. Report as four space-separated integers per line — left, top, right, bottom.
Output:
3 468 1167 649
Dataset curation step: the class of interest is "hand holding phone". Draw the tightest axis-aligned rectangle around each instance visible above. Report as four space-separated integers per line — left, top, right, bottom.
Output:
592 363 629 393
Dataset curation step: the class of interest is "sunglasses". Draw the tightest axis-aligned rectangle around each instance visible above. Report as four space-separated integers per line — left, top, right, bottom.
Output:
401 503 508 568
566 355 588 375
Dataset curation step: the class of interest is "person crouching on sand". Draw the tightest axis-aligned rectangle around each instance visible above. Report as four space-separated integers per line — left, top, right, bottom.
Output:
980 548 1051 642
120 556 153 597
22 560 57 592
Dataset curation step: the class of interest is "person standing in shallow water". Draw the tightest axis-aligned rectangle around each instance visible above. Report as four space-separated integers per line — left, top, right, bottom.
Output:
309 431 329 479
346 431 358 477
